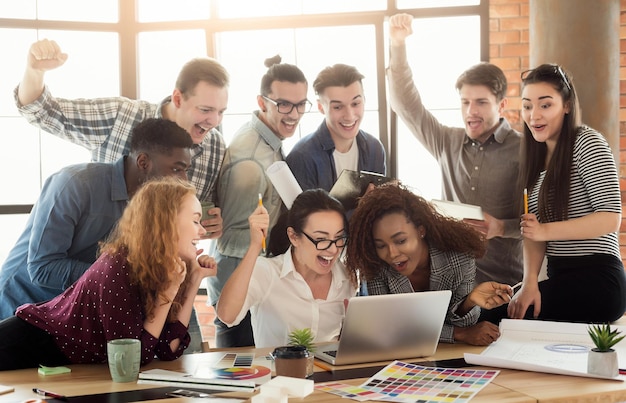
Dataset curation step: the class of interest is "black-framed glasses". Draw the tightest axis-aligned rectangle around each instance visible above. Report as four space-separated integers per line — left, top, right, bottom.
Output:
521 64 571 91
261 95 312 114
301 231 348 250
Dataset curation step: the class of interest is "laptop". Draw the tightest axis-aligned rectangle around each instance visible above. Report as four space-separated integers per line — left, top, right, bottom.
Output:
315 290 452 366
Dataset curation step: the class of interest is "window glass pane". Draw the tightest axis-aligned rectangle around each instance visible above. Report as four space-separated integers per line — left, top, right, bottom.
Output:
397 0 480 8
0 29 38 116
301 0 386 14
0 215 30 268
217 29 298 116
217 0 301 18
0 119 41 204
36 0 118 22
41 134 91 181
217 0 386 18
138 30 207 101
37 30 120 99
137 0 211 22
0 1 36 19
393 16 480 199
295 25 378 108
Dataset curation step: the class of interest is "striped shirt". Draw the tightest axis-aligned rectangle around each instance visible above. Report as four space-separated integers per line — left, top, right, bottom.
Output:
15 86 225 203
529 126 621 258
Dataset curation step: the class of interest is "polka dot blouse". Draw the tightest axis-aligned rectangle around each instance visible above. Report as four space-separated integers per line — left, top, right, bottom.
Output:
16 251 190 365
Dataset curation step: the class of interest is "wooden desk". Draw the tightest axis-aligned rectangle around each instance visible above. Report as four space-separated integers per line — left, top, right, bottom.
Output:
1 344 625 403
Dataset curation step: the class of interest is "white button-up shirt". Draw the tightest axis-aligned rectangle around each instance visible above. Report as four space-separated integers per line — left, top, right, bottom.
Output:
223 246 356 348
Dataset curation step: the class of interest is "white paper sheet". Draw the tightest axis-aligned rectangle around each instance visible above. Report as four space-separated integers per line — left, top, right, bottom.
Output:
464 319 626 380
266 161 302 209
430 199 484 220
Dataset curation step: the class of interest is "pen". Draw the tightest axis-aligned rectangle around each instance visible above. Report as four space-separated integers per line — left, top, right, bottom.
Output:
33 388 68 401
523 188 528 215
258 193 266 254
314 359 333 372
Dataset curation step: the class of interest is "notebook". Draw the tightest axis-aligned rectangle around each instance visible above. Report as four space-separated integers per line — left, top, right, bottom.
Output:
315 290 452 366
329 169 393 211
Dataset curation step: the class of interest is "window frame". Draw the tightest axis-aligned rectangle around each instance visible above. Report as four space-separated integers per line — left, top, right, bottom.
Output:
0 0 488 216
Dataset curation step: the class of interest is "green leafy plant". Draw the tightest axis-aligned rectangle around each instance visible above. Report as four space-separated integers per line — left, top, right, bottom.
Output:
287 328 316 352
587 323 625 352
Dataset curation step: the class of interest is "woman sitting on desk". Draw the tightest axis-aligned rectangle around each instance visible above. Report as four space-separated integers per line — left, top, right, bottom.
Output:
0 178 217 370
345 183 513 346
217 189 357 348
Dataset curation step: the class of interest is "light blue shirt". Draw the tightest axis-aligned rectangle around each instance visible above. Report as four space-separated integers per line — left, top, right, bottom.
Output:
208 111 284 305
0 157 128 319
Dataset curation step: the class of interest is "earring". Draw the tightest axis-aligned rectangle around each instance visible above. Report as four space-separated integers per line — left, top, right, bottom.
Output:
421 234 425 239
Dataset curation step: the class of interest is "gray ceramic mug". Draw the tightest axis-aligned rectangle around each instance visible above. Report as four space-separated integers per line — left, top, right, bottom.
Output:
107 338 141 382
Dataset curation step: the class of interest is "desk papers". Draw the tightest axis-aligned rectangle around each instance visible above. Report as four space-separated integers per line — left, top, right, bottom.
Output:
430 199 484 221
138 352 271 391
0 385 14 396
464 319 626 380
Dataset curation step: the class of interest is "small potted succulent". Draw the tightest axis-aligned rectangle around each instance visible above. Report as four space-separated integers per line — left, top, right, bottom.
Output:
288 328 316 377
587 323 624 377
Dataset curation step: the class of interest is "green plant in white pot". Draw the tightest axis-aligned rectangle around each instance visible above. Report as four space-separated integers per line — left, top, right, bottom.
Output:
587 323 624 378
288 328 316 377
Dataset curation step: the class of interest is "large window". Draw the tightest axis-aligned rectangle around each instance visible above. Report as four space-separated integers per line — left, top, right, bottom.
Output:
0 1 486 265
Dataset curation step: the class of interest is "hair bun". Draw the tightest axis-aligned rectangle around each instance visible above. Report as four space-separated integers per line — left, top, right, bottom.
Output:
264 54 282 68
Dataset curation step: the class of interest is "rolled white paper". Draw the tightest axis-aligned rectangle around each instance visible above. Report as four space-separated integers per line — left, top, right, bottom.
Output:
266 161 302 209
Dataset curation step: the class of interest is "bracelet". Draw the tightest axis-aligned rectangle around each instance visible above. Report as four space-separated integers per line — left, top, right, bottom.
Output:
159 296 172 306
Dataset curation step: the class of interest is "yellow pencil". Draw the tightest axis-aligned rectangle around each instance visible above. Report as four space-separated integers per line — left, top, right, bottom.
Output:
258 193 266 254
314 359 333 372
523 188 528 215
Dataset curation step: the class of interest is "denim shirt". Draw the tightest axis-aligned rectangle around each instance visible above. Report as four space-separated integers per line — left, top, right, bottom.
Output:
0 157 128 319
285 120 386 192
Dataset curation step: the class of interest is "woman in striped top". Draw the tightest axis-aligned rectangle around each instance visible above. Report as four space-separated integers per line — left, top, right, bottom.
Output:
508 64 626 322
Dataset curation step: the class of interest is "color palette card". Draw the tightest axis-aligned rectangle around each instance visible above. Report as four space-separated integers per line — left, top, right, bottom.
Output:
317 360 499 402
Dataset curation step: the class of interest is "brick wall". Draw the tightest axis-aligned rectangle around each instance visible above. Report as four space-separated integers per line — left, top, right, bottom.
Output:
194 0 626 347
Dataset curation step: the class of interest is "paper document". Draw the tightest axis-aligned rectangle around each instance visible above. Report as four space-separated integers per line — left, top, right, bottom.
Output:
138 352 271 391
430 199 484 220
464 319 626 380
266 161 302 209
0 385 14 395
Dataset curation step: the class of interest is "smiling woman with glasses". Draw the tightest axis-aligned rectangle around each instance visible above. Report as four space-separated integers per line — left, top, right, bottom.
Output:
216 189 357 348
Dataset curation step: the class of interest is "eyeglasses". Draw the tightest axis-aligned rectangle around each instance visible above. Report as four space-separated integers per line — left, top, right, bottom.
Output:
261 96 312 114
301 231 348 250
521 64 571 91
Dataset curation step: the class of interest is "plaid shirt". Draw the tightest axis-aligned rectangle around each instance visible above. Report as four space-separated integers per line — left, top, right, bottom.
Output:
365 246 480 343
15 86 225 203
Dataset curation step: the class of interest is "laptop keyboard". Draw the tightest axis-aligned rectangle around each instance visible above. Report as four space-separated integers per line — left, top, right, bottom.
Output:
326 350 337 357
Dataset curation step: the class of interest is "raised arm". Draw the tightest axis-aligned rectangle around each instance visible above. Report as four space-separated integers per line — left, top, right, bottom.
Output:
18 39 67 106
389 13 413 46
216 205 269 324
